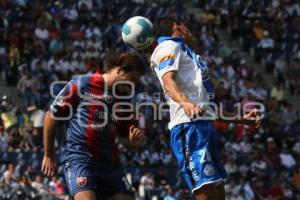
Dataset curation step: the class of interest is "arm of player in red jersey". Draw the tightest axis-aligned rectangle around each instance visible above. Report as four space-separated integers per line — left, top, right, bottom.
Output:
41 111 58 177
217 109 262 128
42 78 79 177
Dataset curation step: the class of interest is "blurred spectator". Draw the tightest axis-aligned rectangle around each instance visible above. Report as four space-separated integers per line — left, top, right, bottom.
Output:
270 82 285 101
13 175 39 200
27 106 45 150
268 182 284 199
24 164 35 181
0 125 8 151
55 178 66 196
78 0 93 11
252 21 265 40
257 31 274 49
31 174 47 196
279 147 296 171
63 4 78 22
224 158 238 175
274 54 288 82
85 21 102 39
163 185 177 200
140 172 155 199
48 176 58 193
17 72 38 108
0 100 18 131
34 24 49 41
293 168 300 190
0 169 19 199
49 35 64 54
3 163 19 182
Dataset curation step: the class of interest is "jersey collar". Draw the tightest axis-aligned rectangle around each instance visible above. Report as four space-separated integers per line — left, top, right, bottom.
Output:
157 36 184 44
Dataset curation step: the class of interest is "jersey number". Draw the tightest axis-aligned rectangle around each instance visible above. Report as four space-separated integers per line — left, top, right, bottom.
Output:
199 148 212 163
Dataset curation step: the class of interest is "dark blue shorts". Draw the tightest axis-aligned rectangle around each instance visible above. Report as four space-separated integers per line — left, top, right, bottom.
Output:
63 161 134 199
170 121 227 193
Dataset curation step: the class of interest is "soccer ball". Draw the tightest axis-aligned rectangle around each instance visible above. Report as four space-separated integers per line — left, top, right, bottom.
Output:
122 16 155 50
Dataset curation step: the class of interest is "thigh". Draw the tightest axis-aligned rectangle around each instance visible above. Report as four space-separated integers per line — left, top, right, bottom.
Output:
194 183 219 200
74 190 97 200
64 161 97 197
97 165 135 200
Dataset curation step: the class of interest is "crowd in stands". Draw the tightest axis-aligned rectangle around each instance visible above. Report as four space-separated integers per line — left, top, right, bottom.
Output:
0 0 300 199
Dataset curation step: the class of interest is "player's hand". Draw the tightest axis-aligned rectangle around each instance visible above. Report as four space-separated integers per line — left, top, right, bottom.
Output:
182 102 205 119
129 125 146 146
41 155 57 177
241 108 262 128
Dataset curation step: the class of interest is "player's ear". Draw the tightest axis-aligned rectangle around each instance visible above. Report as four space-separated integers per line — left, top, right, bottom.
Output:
173 22 179 31
172 23 182 38
115 67 127 79
115 66 122 75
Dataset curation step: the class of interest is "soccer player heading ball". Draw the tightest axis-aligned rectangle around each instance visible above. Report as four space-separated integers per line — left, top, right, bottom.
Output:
148 17 262 200
42 53 146 200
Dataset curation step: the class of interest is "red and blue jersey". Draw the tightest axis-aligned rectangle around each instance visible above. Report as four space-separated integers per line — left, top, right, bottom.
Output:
49 73 133 164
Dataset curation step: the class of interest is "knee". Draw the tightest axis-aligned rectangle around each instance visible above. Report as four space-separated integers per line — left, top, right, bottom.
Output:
194 184 219 200
74 190 96 200
194 190 209 200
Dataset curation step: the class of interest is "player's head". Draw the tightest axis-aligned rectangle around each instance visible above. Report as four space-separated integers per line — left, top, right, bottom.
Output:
154 17 190 38
154 17 181 36
104 52 145 84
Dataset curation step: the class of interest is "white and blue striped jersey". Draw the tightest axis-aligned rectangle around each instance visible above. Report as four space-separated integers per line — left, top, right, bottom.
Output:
150 36 215 129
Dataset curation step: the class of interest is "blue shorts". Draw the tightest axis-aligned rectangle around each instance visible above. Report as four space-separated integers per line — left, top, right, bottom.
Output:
170 121 227 193
63 160 134 199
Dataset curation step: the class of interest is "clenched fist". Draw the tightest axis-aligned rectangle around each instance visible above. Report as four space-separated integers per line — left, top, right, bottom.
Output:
129 125 146 146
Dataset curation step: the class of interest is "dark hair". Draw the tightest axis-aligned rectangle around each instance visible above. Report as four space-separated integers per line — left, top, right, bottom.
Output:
153 17 181 37
104 52 146 75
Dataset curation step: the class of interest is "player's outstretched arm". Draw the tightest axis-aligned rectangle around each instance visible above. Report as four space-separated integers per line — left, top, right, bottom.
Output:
41 111 58 177
217 108 262 128
162 71 205 118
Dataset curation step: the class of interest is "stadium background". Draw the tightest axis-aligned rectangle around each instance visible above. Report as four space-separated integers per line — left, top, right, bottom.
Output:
0 0 300 199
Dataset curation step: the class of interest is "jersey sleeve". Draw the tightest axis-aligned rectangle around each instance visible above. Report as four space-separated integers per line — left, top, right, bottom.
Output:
152 42 182 79
49 77 79 118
